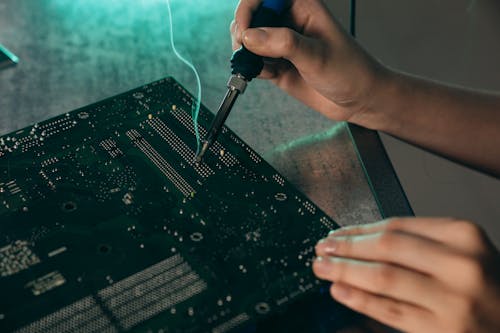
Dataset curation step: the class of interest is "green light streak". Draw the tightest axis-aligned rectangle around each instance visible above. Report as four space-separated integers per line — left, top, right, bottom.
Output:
166 0 202 155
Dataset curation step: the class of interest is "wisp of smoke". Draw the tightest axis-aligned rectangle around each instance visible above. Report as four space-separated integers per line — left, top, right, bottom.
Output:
166 0 202 155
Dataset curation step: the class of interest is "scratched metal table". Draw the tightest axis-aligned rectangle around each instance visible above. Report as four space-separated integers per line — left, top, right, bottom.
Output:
0 0 410 331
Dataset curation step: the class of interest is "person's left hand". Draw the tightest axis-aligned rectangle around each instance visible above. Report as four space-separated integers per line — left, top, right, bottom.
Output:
313 217 500 333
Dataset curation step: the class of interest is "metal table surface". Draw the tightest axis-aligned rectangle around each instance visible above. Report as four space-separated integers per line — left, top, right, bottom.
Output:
0 1 411 332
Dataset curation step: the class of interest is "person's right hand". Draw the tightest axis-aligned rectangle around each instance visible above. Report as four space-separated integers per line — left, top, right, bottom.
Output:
230 0 390 129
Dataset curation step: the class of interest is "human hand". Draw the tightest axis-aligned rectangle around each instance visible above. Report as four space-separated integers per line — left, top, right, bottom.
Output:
313 218 500 332
230 0 390 128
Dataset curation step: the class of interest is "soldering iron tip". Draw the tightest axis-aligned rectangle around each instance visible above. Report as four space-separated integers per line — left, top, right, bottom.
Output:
194 141 209 164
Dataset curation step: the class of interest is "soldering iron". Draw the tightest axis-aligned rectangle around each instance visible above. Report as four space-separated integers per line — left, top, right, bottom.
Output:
194 0 287 163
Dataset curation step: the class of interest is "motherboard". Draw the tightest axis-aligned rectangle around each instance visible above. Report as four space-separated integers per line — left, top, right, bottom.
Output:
0 77 350 332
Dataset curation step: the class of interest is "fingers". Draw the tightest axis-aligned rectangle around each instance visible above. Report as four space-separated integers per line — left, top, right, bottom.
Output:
329 283 436 333
316 230 462 276
230 20 240 50
242 27 297 58
314 217 500 332
316 227 489 293
329 217 490 255
242 27 324 73
233 0 263 47
233 21 350 120
313 257 450 311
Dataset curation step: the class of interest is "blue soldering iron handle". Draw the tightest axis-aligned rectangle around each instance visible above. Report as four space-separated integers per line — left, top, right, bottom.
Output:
230 0 287 81
261 0 287 15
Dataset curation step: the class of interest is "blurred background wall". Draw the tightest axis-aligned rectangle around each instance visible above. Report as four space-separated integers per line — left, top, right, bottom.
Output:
354 0 500 246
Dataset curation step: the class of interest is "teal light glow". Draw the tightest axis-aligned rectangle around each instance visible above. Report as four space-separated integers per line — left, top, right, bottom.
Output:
167 0 202 155
270 123 348 155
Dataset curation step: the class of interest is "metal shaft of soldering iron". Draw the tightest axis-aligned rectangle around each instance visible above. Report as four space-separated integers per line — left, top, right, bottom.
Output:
195 76 245 163
195 0 287 163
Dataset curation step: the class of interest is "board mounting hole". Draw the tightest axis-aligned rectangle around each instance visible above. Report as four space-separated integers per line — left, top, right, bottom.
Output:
133 92 144 99
274 193 287 201
190 232 203 242
255 302 270 314
99 244 111 254
61 201 77 212
77 112 89 119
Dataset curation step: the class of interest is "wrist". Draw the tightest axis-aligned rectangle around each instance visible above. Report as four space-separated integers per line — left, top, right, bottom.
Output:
348 66 403 132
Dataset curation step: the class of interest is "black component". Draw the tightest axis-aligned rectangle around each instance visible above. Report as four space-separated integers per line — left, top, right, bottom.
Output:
230 47 263 81
205 89 239 146
230 5 283 80
199 4 285 162
196 88 240 162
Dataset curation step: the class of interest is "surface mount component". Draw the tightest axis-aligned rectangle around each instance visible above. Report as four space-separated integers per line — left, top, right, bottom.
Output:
0 77 352 332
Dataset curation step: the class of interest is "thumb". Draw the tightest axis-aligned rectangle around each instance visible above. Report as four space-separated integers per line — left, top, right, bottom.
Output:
242 27 321 71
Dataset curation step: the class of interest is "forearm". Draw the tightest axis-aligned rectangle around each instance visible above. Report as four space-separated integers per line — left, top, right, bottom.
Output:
360 70 500 177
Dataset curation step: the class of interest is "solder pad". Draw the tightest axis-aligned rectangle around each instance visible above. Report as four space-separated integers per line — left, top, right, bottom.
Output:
0 77 351 332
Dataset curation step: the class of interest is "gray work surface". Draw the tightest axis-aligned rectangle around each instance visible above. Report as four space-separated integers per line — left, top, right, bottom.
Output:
0 0 397 227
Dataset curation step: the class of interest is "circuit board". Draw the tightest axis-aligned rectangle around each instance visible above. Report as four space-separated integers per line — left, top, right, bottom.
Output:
0 77 350 333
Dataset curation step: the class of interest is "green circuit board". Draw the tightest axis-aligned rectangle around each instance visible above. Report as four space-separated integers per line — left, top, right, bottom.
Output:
0 77 345 333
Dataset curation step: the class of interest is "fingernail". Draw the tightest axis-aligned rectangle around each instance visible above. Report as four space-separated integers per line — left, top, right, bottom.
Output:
325 240 337 254
328 230 336 236
234 22 240 37
332 284 351 299
316 238 337 254
243 28 268 45
313 256 329 274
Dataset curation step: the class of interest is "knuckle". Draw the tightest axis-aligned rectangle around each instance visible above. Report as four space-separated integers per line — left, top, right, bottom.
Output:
333 260 347 282
376 231 399 253
280 29 298 56
337 237 353 256
452 219 482 235
330 259 352 284
385 217 405 230
453 297 477 331
348 288 369 312
381 302 405 324
374 265 396 290
463 258 482 277
456 296 475 316
461 258 486 287
445 218 489 254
